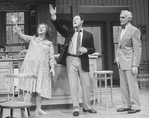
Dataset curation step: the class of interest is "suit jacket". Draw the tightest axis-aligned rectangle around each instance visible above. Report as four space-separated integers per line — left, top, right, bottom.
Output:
116 24 142 70
52 19 95 72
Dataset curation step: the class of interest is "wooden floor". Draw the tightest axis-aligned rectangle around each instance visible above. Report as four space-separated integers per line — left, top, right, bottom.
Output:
2 87 149 118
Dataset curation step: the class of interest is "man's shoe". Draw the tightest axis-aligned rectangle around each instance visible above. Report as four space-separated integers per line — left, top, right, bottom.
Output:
117 108 131 112
83 108 97 113
127 109 141 114
73 111 79 116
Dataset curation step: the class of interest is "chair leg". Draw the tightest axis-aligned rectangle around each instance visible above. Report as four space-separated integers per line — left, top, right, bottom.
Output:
105 75 108 108
93 77 97 107
21 108 25 118
10 109 13 118
99 80 102 105
0 108 3 118
110 75 114 107
27 107 31 117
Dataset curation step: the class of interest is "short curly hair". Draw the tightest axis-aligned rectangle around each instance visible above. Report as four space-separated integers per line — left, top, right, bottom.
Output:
36 23 52 40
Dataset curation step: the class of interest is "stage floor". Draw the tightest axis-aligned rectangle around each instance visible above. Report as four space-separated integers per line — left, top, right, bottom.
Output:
2 87 149 118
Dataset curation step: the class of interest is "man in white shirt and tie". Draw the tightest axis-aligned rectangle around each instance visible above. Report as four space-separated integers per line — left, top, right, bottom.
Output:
49 5 97 116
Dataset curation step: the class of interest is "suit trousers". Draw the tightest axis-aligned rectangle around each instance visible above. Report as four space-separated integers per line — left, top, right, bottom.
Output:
119 69 141 109
66 56 91 111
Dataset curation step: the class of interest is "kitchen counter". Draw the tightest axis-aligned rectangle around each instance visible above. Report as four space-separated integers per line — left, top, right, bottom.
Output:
0 51 19 53
0 53 101 106
0 58 24 62
0 53 100 62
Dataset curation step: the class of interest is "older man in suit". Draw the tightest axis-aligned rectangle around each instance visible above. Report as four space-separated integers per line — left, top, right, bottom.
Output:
116 10 142 114
49 5 97 116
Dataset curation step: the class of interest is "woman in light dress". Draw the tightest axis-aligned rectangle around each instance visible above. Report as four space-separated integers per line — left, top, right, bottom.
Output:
14 23 56 115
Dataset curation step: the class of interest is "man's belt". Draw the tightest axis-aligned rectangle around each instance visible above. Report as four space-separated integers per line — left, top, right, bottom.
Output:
67 53 80 57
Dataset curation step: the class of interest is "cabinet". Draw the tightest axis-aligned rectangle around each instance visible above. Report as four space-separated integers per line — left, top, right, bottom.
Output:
138 61 149 88
0 62 13 94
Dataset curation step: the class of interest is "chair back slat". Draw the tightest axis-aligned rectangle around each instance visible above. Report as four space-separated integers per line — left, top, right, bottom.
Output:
4 74 37 102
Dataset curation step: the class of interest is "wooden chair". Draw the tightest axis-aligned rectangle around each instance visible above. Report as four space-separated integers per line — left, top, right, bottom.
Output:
0 74 36 118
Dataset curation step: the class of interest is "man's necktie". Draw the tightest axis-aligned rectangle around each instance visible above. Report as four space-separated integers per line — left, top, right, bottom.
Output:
76 30 81 55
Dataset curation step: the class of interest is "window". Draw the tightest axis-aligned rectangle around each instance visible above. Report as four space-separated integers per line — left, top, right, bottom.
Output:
6 12 25 51
57 31 65 53
84 26 102 55
112 25 121 63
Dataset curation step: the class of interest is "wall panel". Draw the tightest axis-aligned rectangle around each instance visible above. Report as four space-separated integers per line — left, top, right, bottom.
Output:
115 0 120 5
119 0 124 5
98 0 103 5
79 0 85 5
123 0 127 5
106 0 112 5
63 0 68 5
144 0 149 60
94 0 99 5
85 0 90 5
68 0 71 5
132 0 138 25
147 1 149 60
102 0 107 5
140 0 145 25
89 0 94 5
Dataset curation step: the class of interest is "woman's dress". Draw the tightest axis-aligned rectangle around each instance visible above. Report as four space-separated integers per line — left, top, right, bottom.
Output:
18 34 56 99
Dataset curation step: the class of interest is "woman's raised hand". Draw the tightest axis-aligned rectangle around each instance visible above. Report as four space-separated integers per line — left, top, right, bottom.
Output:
11 15 18 25
11 15 21 33
13 25 21 33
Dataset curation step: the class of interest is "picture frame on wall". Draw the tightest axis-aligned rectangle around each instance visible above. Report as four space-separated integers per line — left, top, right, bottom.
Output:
138 26 147 41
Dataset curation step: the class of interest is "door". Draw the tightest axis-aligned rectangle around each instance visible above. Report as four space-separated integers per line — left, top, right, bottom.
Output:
83 22 107 71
